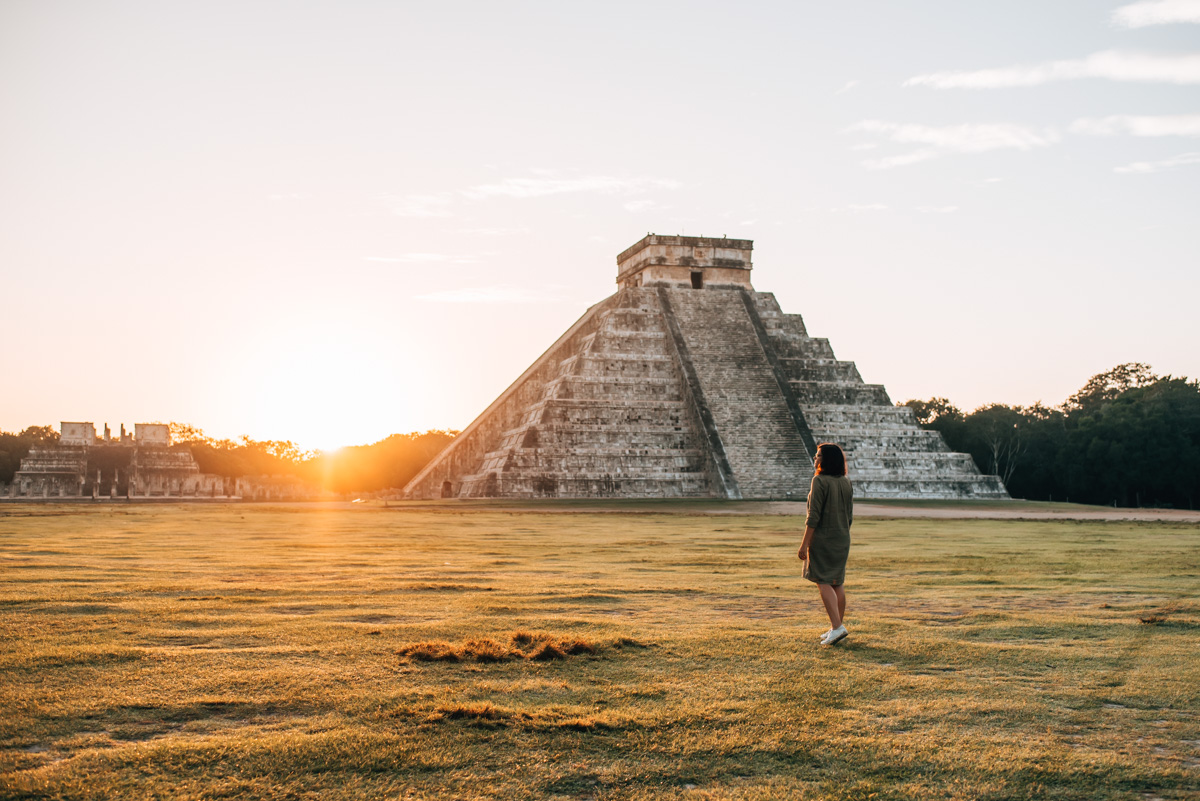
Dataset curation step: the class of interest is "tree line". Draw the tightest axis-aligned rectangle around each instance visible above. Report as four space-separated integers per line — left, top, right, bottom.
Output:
171 426 457 494
0 425 58 485
902 363 1200 509
5 362 1196 505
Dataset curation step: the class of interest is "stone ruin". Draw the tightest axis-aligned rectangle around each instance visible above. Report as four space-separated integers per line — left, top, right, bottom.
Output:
3 422 310 501
404 235 1009 500
6 422 226 499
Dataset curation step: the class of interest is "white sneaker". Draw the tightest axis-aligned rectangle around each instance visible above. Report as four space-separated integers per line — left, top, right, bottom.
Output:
822 625 848 646
819 628 835 642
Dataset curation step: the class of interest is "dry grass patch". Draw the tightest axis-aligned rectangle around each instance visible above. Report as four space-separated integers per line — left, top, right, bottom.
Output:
434 701 510 722
397 631 611 664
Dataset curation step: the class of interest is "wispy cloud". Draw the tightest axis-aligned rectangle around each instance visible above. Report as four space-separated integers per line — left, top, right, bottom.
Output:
863 150 940 169
455 226 530 236
624 199 669 213
850 121 1059 151
917 206 959 213
905 50 1200 88
1069 114 1200 136
848 120 1058 169
460 175 680 201
366 253 478 264
387 173 680 219
366 254 448 263
846 204 889 212
388 193 455 218
414 286 555 304
1113 0 1200 27
835 80 860 95
1113 151 1200 173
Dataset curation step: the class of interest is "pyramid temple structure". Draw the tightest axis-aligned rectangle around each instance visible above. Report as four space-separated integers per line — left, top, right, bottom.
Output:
404 235 1008 500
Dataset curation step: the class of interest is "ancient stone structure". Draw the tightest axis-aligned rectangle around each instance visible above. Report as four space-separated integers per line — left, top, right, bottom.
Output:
7 422 228 498
404 235 1009 500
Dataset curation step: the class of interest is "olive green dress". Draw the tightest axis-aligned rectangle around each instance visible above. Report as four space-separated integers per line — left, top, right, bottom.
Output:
803 473 853 585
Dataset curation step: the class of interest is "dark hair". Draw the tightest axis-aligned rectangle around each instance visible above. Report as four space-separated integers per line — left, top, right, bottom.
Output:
815 442 847 477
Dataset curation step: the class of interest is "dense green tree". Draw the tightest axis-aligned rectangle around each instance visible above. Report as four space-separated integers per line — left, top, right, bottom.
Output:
900 397 969 454
1005 403 1067 502
1064 362 1159 412
903 365 1200 508
0 425 59 484
902 397 963 426
1061 378 1200 508
965 404 1026 487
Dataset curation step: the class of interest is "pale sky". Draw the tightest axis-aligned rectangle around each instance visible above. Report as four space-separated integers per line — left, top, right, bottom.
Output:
2 0 1198 451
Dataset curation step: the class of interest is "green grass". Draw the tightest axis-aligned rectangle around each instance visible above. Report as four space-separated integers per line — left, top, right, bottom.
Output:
1 503 1198 800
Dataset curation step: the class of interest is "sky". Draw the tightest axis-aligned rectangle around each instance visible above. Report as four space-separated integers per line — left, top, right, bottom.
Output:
2 0 1198 451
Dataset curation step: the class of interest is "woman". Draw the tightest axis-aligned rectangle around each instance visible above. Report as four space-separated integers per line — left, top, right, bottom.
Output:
797 442 853 646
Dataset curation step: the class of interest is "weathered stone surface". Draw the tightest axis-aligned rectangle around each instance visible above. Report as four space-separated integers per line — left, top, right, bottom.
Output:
404 235 1009 500
617 235 754 290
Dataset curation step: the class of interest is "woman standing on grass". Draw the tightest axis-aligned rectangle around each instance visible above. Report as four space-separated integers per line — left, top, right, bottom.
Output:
798 442 853 646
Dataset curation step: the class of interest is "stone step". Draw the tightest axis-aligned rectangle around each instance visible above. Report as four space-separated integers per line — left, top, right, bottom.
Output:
575 354 678 380
777 358 863 383
803 404 920 426
767 336 836 360
848 448 972 463
852 476 1010 499
792 381 892 406
455 471 712 499
832 436 951 454
551 382 684 403
479 449 711 474
664 287 812 498
850 459 981 477
811 425 951 440
495 430 699 451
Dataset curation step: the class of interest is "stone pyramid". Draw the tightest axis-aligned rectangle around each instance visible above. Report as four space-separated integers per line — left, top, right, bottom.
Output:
404 235 1008 500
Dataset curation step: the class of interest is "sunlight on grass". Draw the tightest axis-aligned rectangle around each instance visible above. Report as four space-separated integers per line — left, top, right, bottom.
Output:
0 504 1197 799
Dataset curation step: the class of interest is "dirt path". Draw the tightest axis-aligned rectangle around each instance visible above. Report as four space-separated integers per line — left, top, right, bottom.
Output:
671 501 1200 522
846 502 1198 522
385 499 1200 522
4 498 1198 523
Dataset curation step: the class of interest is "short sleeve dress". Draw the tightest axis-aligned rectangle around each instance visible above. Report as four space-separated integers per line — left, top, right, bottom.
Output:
803 473 853 585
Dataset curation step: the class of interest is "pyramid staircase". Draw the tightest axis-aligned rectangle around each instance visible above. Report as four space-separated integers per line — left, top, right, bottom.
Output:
659 287 813 499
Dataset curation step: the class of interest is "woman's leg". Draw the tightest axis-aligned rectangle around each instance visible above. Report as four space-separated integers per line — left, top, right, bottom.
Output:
818 583 842 629
834 583 846 622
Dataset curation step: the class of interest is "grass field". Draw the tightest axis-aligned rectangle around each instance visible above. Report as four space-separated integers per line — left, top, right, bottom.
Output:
1 503 1198 800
